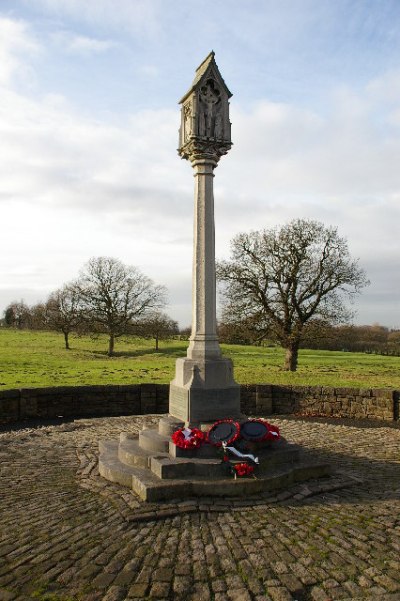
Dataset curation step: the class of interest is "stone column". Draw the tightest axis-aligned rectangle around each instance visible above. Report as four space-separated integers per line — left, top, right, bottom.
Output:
168 52 241 425
187 158 221 362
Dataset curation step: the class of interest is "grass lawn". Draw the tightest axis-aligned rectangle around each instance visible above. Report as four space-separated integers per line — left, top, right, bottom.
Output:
0 328 400 389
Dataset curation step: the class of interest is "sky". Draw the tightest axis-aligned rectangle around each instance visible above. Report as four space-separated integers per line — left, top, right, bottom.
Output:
0 0 399 328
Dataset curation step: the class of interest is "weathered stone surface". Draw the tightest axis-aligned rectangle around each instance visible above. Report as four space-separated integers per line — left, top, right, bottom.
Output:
138 429 169 454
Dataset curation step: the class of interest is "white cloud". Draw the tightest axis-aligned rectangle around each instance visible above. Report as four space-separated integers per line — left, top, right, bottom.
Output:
0 84 187 214
366 69 400 106
22 0 161 36
0 13 399 326
2 71 400 325
52 31 117 54
0 54 193 321
227 83 400 203
0 17 40 85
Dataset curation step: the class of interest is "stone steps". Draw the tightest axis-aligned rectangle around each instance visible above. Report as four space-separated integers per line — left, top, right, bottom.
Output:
98 440 142 488
119 438 166 469
98 414 333 502
114 430 301 479
139 428 170 453
150 455 227 479
158 415 184 436
99 437 331 502
169 440 220 458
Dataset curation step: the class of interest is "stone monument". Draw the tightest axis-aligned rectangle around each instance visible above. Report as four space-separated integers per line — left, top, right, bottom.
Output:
98 53 332 501
169 51 241 424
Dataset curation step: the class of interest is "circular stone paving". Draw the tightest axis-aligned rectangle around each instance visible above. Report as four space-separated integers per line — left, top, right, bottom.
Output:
0 414 399 601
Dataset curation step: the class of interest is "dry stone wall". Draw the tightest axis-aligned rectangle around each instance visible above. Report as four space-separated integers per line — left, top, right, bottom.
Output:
0 383 398 424
0 384 169 424
240 384 396 421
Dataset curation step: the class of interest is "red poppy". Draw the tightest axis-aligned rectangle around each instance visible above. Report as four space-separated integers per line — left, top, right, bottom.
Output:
171 427 206 449
233 462 254 477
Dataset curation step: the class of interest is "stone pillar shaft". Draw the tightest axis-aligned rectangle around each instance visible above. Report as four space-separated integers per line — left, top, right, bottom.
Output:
187 160 222 361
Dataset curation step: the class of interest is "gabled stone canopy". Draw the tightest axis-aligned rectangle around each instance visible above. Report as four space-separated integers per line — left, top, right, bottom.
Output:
179 51 232 102
178 51 232 161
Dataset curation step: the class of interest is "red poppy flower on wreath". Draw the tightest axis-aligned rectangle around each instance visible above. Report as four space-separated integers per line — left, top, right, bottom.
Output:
171 427 206 449
233 462 254 477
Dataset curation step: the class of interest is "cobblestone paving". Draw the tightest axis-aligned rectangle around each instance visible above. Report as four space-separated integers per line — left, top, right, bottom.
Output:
0 414 399 601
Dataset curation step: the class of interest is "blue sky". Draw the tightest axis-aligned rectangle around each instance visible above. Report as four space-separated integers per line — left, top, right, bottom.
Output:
1 0 400 327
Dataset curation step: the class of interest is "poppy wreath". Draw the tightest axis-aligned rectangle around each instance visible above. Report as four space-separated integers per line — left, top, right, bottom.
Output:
233 462 255 477
206 419 241 447
171 427 206 449
240 418 280 442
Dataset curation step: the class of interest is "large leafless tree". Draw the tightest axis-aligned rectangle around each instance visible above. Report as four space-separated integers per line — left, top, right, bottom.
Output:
217 219 369 371
76 257 166 356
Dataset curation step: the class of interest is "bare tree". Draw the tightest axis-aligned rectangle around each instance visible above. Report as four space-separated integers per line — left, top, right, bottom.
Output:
76 257 166 356
3 301 31 329
217 219 369 371
387 330 400 356
136 311 179 351
44 285 83 349
29 303 47 330
4 306 16 327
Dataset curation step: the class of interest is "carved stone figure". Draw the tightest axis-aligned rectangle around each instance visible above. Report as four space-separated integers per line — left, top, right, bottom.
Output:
199 79 221 137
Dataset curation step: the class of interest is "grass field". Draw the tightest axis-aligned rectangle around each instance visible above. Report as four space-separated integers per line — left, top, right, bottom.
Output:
1 328 400 389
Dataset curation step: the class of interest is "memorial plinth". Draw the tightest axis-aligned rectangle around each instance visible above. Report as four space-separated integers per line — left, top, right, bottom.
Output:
99 419 331 502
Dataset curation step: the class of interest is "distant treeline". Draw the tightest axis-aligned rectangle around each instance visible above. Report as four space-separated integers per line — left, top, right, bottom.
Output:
3 305 399 357
1 297 179 352
217 320 400 356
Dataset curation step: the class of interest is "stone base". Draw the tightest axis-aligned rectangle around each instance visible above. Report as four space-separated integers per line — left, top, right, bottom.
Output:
169 383 241 424
169 357 241 424
98 415 333 502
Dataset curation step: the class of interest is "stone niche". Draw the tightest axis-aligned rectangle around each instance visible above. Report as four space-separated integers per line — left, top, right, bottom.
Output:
178 51 232 161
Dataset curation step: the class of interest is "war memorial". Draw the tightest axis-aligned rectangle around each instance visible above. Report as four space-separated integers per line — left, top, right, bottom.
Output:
0 54 399 601
98 53 332 501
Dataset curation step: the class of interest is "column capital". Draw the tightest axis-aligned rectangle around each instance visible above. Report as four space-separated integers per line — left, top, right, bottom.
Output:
179 138 232 168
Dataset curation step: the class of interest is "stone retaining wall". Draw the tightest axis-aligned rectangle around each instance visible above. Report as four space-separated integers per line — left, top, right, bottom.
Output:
0 384 169 424
240 384 397 421
0 384 398 424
